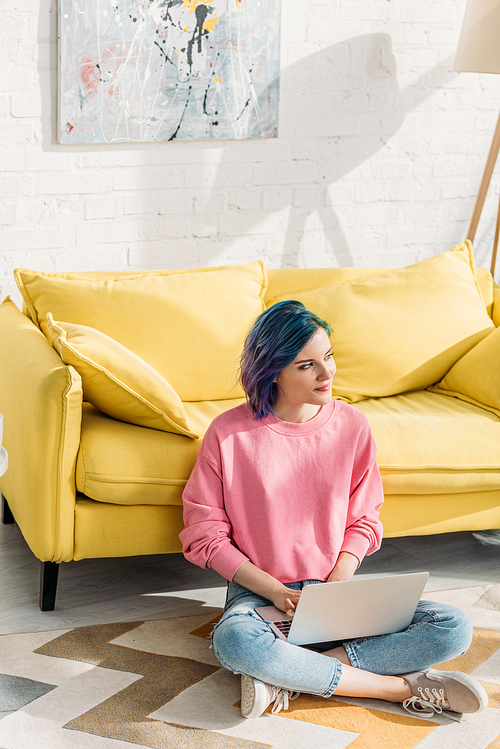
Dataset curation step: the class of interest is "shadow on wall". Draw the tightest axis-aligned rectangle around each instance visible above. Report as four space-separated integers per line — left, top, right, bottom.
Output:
255 33 455 268
278 32 406 267
40 18 456 270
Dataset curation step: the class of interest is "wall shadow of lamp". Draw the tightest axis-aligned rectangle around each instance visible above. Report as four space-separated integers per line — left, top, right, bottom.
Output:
454 0 500 280
275 33 405 268
252 33 455 269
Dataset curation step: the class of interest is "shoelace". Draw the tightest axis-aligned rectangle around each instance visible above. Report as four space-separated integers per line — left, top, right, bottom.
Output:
270 687 300 714
403 686 462 723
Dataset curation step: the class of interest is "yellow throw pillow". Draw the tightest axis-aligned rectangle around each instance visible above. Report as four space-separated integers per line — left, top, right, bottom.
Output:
15 262 267 401
267 242 495 403
47 314 198 438
429 324 500 417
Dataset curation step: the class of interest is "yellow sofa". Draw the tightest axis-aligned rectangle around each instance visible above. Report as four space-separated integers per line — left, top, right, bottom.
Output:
1 242 499 610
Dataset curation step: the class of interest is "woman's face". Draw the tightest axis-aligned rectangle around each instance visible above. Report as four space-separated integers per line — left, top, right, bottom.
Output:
274 327 336 421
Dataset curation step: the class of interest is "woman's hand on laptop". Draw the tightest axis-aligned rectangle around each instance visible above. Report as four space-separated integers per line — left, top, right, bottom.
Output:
327 551 360 583
274 587 301 617
233 560 301 616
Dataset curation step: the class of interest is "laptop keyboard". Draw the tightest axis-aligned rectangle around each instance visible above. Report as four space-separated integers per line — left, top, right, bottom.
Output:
274 619 292 637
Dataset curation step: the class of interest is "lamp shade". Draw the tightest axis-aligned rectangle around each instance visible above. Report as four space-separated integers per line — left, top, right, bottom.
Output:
454 0 500 73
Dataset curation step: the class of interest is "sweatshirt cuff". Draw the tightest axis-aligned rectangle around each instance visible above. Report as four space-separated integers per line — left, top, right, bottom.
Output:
340 531 371 566
210 543 250 582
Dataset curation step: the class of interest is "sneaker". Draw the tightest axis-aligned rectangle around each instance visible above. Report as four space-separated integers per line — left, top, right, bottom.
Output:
472 529 500 547
240 674 299 719
402 669 488 721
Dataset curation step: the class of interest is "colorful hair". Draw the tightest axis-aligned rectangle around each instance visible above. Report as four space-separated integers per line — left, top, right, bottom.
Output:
239 300 332 420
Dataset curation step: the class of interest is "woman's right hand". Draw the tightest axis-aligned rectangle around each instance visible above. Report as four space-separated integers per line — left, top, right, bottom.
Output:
233 561 301 616
272 586 301 616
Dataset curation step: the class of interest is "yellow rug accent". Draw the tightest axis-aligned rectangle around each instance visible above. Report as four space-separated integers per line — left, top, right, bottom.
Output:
482 682 500 710
189 614 223 640
272 696 437 749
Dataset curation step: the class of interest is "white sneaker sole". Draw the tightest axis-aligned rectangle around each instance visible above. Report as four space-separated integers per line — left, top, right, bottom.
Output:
241 675 271 719
241 675 257 718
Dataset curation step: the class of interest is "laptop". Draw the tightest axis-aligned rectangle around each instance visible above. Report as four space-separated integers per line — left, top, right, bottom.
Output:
255 571 429 646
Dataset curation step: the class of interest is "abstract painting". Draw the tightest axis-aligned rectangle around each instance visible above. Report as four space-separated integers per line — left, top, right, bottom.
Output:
58 0 281 144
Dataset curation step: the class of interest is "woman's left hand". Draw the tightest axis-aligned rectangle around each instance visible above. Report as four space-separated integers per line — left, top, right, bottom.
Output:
327 551 359 583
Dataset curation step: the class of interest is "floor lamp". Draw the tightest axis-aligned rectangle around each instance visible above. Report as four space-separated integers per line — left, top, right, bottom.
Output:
456 1 500 548
454 0 500 279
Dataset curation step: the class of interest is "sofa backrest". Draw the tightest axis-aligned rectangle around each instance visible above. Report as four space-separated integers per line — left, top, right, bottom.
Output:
14 262 268 401
265 265 495 321
18 263 495 322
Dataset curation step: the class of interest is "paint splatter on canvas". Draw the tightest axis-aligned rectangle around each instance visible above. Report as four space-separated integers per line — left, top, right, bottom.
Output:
58 0 281 144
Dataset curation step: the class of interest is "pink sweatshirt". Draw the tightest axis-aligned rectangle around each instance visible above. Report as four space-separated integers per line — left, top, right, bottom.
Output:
180 399 384 583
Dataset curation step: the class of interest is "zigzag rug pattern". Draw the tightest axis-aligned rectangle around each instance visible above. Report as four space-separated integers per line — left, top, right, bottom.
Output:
0 585 499 749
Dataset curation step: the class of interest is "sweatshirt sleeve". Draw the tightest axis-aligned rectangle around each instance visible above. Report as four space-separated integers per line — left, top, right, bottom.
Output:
179 449 250 582
339 419 384 564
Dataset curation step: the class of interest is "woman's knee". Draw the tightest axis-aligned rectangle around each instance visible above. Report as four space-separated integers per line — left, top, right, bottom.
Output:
212 610 272 672
417 601 473 660
446 604 473 653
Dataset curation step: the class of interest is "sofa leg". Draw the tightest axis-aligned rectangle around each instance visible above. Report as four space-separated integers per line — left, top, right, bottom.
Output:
1 494 14 524
39 562 59 611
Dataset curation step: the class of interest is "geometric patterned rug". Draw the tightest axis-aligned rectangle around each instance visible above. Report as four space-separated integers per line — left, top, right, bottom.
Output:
1 585 499 749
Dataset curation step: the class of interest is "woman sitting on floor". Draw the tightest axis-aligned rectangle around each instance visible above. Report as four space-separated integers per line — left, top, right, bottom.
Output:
180 300 487 720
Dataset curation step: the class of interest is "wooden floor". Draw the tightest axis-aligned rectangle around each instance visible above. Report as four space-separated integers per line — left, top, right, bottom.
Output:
1 518 499 635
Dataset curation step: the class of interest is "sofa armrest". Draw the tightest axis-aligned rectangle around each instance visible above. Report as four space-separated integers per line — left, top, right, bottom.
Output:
493 280 500 327
0 299 82 562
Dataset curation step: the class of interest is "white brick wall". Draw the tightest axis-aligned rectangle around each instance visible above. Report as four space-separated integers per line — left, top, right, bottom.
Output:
1 0 500 306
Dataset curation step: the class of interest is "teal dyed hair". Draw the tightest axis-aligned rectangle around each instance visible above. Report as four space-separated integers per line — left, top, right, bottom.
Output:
239 300 332 420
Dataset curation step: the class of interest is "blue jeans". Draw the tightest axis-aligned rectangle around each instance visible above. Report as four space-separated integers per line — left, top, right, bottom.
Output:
211 581 473 697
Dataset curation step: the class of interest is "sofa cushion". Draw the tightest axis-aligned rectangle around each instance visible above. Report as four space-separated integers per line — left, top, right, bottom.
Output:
76 390 500 506
14 262 267 401
76 399 245 505
476 266 495 318
428 324 500 417
354 390 500 495
265 265 495 320
267 242 494 403
47 314 197 438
